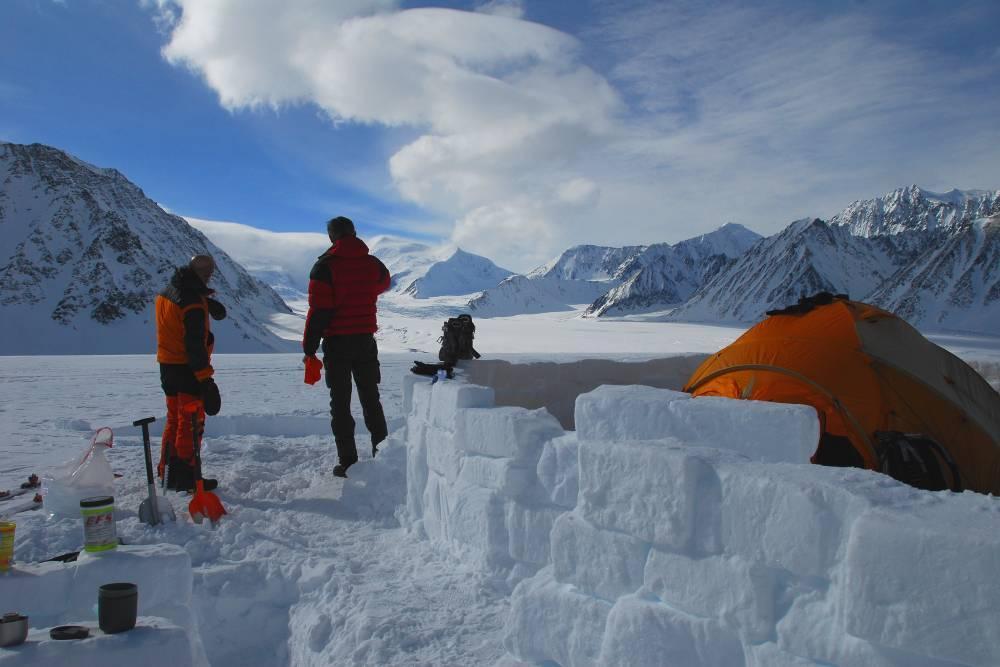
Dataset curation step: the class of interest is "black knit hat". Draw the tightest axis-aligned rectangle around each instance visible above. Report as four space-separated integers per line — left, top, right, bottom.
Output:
327 216 356 241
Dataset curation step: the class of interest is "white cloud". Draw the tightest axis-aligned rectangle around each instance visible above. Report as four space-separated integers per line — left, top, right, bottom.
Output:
153 0 1000 272
155 0 622 270
475 0 525 20
185 216 329 284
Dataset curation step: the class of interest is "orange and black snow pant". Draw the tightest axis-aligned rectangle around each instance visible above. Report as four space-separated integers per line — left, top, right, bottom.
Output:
158 364 205 478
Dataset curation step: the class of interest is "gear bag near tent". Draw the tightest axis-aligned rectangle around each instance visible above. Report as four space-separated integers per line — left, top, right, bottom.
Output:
683 293 1000 494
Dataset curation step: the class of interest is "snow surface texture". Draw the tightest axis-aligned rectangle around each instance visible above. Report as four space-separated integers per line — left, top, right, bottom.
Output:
3 353 999 666
400 373 1000 667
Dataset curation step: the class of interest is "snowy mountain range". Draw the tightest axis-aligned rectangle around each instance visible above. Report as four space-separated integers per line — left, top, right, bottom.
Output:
670 187 1000 332
3 140 997 351
468 225 761 318
467 187 999 334
0 142 294 354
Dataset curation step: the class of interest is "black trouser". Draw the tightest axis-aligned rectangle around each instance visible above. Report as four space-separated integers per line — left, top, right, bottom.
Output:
323 333 388 466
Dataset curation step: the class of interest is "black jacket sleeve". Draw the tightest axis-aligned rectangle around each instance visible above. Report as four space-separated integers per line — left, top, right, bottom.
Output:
303 259 335 356
183 306 212 380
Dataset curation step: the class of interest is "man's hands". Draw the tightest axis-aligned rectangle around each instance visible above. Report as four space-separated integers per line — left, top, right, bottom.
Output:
201 378 222 415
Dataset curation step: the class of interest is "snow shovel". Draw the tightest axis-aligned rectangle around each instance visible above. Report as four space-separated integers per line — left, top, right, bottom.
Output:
134 416 175 525
185 407 226 526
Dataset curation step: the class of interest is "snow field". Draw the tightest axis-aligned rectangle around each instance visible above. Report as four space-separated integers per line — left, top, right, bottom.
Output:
3 355 513 666
401 375 1000 666
3 352 999 666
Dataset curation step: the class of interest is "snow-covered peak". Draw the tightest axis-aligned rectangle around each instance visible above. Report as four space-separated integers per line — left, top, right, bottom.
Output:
675 222 761 258
529 244 647 281
831 186 1000 237
0 141 294 354
667 218 898 324
585 223 762 317
402 247 513 298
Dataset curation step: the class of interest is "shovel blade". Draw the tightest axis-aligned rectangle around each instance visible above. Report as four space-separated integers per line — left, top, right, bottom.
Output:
155 495 177 522
189 489 226 526
138 498 158 526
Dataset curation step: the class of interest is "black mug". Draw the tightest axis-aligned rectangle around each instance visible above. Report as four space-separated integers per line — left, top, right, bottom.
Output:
98 582 138 634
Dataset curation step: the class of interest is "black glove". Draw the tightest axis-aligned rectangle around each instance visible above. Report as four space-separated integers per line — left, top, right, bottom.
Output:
207 298 227 321
201 378 222 416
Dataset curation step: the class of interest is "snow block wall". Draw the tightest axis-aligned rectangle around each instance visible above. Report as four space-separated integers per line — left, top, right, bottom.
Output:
402 369 1000 667
401 374 568 584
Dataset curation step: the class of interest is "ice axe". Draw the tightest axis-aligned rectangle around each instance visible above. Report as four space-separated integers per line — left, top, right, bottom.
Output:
185 405 226 526
134 416 176 525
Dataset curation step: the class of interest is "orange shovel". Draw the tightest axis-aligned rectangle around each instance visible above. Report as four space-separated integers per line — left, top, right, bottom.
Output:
185 405 226 526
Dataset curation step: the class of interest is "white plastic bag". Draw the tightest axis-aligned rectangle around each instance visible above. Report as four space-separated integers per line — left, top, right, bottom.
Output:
43 427 116 520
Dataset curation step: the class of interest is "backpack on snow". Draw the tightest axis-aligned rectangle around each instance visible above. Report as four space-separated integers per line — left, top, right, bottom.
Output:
438 314 480 366
875 431 962 492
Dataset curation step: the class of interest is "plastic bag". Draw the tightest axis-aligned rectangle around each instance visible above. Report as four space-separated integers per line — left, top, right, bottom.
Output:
43 427 116 520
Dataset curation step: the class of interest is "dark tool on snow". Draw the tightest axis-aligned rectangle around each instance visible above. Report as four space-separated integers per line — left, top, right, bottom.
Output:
185 406 226 525
49 625 90 640
134 416 176 525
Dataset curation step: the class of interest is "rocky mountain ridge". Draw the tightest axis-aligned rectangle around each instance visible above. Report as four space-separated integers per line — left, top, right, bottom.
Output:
0 141 294 354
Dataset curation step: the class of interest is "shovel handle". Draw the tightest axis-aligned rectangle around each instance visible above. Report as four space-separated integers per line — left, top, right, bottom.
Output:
134 416 160 525
135 417 157 485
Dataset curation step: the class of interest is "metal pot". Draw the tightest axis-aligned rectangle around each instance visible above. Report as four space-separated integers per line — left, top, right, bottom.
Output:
0 612 28 647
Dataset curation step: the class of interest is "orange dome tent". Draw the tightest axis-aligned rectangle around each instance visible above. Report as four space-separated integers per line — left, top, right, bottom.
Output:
683 294 1000 494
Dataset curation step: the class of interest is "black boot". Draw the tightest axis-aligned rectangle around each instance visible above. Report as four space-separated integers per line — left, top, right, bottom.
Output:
166 456 194 491
167 457 218 492
332 462 354 478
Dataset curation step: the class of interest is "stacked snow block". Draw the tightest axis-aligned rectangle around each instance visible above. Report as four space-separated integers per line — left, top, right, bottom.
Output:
402 375 567 583
3 544 206 665
503 385 1000 667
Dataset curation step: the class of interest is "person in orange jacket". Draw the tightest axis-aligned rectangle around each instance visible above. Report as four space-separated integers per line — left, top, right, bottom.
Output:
155 254 223 491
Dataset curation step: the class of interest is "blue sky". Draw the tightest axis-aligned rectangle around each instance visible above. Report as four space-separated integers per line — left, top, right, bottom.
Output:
2 0 999 271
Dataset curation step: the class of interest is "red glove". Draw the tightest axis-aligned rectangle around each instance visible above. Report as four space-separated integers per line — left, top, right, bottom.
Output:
304 355 323 385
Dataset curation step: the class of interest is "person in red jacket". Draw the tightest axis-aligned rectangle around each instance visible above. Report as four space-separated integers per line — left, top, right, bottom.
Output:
303 216 391 477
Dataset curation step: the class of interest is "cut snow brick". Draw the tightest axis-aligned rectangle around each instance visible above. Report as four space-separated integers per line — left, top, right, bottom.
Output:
429 381 495 430
575 385 689 443
551 512 648 601
459 455 534 498
844 503 1000 667
421 473 510 569
578 438 727 550
424 423 463 482
457 406 563 464
0 617 194 667
576 384 818 463
717 461 868 578
505 502 563 568
504 570 611 667
598 596 745 667
402 373 424 416
404 420 429 521
5 544 194 630
410 380 433 423
537 433 579 509
643 550 776 643
745 643 827 667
